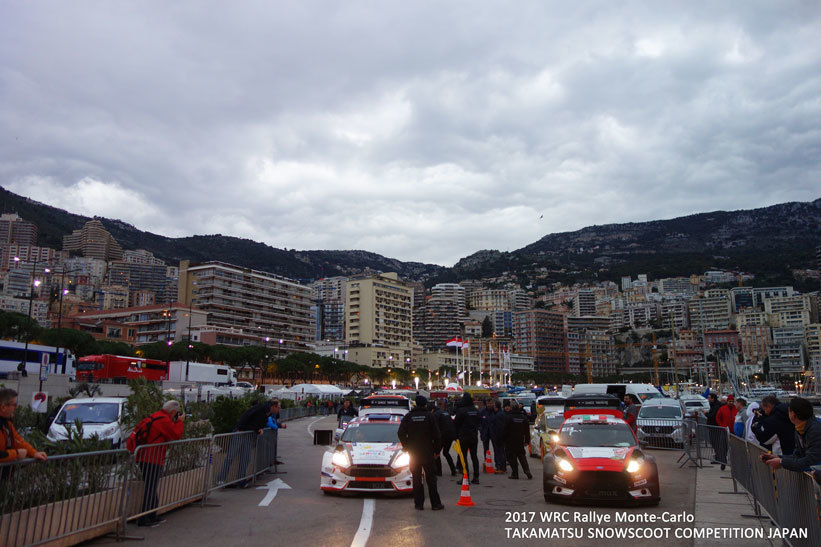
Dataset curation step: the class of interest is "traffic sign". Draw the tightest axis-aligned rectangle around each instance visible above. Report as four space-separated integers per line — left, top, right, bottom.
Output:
31 392 48 413
40 352 49 381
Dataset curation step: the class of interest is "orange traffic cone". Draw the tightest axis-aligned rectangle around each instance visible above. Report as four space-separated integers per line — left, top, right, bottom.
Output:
484 450 495 473
456 473 476 507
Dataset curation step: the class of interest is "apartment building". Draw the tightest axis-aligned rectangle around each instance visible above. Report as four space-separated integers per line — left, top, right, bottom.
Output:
768 326 807 375
413 296 461 350
739 325 772 366
573 289 597 317
68 303 207 345
688 290 732 331
0 213 37 247
178 260 313 352
660 300 688 329
62 220 123 261
345 272 414 368
764 294 817 327
311 276 347 342
512 309 568 373
108 261 173 306
431 283 466 317
469 289 511 311
567 329 616 377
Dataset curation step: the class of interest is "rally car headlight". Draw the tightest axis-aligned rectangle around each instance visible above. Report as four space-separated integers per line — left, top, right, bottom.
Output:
391 452 410 469
332 450 351 468
550 434 560 443
557 458 574 472
626 459 642 473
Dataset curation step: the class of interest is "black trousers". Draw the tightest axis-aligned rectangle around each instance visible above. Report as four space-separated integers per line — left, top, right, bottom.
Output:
410 457 441 508
138 462 163 523
458 436 480 479
435 438 456 475
505 446 530 477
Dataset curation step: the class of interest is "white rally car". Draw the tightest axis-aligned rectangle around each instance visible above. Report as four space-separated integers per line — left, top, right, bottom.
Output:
321 414 413 495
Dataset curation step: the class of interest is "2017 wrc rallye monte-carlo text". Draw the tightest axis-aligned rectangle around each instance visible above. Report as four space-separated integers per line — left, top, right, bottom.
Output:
504 510 694 524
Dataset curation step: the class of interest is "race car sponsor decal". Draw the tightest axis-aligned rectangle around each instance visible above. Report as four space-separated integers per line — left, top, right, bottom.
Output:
565 446 628 460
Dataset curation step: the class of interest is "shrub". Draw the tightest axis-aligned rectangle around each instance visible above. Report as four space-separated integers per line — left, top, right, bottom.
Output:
210 392 267 434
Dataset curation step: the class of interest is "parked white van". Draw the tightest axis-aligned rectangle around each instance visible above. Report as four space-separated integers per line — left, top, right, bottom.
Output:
572 383 663 403
47 397 129 448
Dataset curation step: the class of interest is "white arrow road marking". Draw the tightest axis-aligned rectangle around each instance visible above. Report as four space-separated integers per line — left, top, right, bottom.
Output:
256 478 291 507
350 498 375 547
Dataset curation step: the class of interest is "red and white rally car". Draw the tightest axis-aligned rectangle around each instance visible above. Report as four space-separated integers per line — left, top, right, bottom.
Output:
321 414 413 495
542 396 660 505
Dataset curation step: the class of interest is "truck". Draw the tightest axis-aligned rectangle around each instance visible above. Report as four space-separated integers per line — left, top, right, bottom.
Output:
167 361 237 384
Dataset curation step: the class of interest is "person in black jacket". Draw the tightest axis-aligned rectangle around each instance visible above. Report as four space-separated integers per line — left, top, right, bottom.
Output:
502 401 532 479
703 393 727 468
453 392 481 484
761 397 821 472
432 400 457 476
491 400 508 473
398 396 444 510
217 400 275 488
752 395 796 456
337 399 358 425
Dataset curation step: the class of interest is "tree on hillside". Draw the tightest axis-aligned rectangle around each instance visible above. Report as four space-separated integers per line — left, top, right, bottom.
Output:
481 316 493 337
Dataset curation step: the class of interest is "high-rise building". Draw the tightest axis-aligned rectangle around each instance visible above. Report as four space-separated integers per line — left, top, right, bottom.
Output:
108 261 172 306
688 290 732 331
431 283 466 317
1 244 61 271
739 325 771 367
567 329 616 377
469 289 510 311
311 277 347 342
345 272 414 368
753 287 795 308
660 300 688 329
764 294 817 327
413 296 461 350
122 249 166 266
0 213 38 247
573 289 597 317
62 220 123 261
178 260 312 352
768 327 807 375
621 276 632 291
512 309 568 373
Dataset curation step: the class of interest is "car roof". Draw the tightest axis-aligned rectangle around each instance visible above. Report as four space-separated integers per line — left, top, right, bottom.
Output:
563 413 627 425
642 397 681 406
350 415 402 424
61 397 126 405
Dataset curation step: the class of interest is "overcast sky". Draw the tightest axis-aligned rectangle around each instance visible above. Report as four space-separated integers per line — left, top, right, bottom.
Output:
1 2 819 266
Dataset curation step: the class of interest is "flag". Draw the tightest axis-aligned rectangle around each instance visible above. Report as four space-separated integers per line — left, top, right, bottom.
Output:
457 371 465 379
445 337 463 347
461 340 470 350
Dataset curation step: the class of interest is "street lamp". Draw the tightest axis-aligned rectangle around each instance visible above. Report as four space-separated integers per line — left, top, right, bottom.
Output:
163 309 172 372
414 377 419 390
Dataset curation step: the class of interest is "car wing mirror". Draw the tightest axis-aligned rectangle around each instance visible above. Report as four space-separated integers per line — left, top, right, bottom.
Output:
639 440 649 448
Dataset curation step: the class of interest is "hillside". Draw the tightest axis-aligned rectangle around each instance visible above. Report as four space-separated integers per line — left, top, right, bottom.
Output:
0 187 444 281
445 199 821 286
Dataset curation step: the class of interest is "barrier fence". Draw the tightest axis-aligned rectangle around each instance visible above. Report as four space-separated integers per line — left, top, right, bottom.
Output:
728 433 821 547
0 409 317 546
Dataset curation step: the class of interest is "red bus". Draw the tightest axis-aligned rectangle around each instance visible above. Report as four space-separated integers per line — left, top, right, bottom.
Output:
76 354 169 382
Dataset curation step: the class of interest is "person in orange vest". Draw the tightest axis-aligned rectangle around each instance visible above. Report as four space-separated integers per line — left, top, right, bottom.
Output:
0 389 47 472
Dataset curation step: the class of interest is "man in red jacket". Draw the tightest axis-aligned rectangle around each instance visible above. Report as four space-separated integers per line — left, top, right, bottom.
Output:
713 395 737 469
136 400 185 527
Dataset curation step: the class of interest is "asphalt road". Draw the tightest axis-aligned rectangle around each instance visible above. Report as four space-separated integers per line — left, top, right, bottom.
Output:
88 415 699 547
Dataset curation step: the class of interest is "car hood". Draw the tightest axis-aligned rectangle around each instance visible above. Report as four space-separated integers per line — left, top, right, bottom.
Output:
561 445 635 471
347 442 402 465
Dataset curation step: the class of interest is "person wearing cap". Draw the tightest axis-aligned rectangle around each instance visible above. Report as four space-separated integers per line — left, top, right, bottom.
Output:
398 396 444 510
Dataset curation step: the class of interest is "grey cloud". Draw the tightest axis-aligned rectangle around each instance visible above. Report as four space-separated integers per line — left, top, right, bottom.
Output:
1 1 820 266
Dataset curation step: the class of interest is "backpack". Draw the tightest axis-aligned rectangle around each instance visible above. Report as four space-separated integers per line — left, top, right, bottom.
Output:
126 414 163 453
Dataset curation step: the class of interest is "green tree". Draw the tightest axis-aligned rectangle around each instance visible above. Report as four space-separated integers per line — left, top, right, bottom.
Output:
481 316 494 337
38 328 98 357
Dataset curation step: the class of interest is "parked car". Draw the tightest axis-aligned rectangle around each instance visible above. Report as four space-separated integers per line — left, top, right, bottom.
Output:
636 397 687 449
47 397 129 448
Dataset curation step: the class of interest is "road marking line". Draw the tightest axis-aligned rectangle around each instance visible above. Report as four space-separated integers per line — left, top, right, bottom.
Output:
307 417 325 438
350 498 374 547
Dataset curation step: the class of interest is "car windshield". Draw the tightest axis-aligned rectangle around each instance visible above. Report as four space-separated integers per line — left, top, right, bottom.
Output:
683 401 705 407
639 405 682 419
362 398 410 409
637 392 661 402
341 424 400 443
56 403 119 424
559 423 636 447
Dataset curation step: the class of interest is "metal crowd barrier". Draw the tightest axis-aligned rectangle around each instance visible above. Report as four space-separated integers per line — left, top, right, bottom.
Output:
694 423 730 467
0 449 132 546
728 434 821 547
0 410 315 546
634 418 698 467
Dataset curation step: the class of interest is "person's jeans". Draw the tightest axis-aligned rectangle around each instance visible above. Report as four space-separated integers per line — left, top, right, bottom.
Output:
217 432 255 485
138 462 162 523
492 436 506 470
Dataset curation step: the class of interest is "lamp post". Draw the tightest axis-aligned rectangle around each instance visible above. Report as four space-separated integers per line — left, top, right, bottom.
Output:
163 308 172 372
53 266 80 375
19 258 42 383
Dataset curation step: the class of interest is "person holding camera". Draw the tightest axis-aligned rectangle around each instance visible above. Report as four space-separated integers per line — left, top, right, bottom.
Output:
135 400 185 527
751 394 795 456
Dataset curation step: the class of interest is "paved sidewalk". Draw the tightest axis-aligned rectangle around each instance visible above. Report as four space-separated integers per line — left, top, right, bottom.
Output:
693 462 776 546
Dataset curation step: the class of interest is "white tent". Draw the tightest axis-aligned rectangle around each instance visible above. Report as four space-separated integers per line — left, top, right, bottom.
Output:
280 383 346 400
